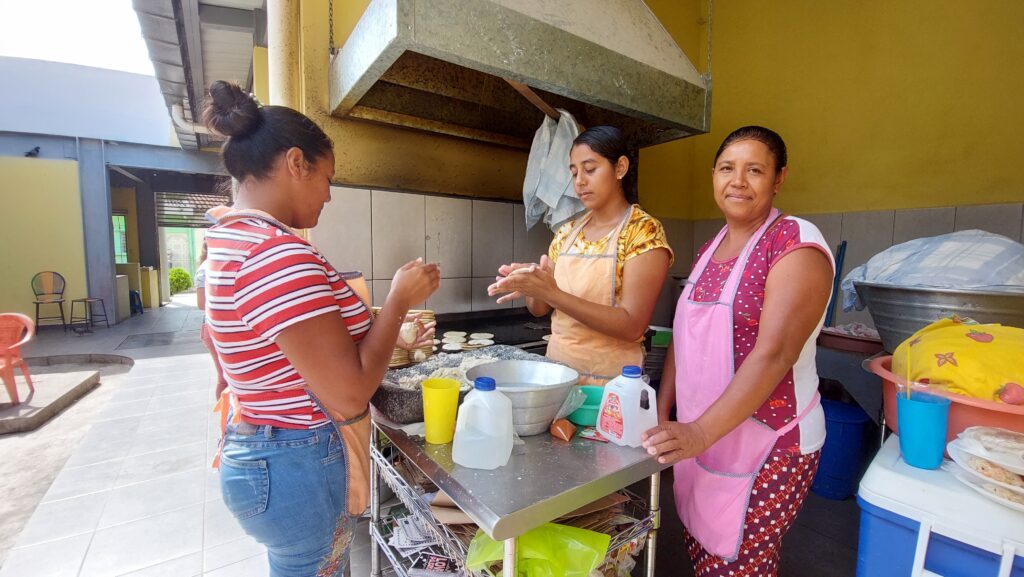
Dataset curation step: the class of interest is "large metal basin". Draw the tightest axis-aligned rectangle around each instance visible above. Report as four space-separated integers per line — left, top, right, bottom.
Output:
465 360 579 436
854 282 1024 352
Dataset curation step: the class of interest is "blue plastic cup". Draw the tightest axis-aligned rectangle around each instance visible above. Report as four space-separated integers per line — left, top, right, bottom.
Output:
896 391 950 469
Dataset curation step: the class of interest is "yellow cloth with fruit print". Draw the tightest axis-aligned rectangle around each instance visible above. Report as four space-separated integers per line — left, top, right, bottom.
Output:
892 316 1024 404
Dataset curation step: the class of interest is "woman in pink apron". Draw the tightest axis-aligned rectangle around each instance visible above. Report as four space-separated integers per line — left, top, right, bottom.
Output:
489 126 673 386
642 127 835 576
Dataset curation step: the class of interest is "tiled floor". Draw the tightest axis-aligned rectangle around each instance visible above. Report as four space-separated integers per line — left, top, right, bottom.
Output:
1 295 861 577
0 296 347 577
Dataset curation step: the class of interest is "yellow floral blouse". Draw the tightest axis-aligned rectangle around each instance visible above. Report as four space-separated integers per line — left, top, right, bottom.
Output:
548 205 674 303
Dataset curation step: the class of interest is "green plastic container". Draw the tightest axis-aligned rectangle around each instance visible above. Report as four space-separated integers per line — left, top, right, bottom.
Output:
567 386 604 426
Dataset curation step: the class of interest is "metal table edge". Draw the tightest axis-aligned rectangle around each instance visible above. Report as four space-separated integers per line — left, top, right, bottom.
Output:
376 420 670 541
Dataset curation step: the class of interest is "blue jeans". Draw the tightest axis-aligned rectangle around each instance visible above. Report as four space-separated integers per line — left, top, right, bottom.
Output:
220 423 353 577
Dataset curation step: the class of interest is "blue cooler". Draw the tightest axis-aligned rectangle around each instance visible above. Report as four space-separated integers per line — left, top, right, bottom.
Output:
857 437 1024 577
812 399 874 500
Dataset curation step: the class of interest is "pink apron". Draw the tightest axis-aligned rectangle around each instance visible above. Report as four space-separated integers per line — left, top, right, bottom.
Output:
671 208 820 561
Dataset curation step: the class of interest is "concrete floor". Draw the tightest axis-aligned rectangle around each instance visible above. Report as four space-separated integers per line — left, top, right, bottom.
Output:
0 294 862 576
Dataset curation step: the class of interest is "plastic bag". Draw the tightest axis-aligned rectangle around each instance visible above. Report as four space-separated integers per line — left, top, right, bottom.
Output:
554 387 587 421
466 523 610 577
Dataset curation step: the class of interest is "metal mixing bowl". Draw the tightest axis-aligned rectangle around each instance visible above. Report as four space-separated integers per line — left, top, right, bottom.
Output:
465 360 579 436
854 282 1024 352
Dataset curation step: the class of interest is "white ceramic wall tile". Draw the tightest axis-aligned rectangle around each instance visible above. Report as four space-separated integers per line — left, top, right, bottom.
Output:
371 279 427 310
797 213 844 255
692 218 726 260
425 195 472 278
426 278 473 314
371 190 425 280
513 204 555 265
954 203 1023 242
661 217 694 275
472 277 511 311
471 201 514 277
310 186 372 276
835 210 895 328
892 207 956 245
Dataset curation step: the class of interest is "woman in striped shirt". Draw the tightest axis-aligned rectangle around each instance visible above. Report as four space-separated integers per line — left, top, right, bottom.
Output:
202 80 440 577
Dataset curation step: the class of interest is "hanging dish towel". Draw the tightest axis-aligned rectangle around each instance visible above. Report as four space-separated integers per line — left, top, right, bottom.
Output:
522 109 584 232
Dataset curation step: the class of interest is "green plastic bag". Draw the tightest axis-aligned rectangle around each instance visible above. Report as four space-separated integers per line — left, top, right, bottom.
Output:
466 522 610 577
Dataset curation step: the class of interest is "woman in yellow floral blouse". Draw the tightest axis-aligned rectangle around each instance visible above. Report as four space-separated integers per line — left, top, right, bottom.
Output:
490 126 673 385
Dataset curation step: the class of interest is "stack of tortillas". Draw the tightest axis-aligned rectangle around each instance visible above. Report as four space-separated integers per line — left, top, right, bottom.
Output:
373 307 436 367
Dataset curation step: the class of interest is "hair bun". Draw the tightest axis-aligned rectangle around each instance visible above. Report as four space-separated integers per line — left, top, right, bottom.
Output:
203 80 260 138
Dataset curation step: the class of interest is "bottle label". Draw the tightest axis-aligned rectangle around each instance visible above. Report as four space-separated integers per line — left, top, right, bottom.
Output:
600 393 624 439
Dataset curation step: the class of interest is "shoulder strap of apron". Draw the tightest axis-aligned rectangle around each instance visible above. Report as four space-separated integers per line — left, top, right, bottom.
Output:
560 206 634 256
560 212 592 254
686 208 781 306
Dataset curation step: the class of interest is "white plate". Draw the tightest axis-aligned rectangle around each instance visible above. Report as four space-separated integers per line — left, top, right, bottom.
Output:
944 443 1024 497
441 343 463 352
949 468 1024 513
953 436 1024 475
442 337 466 344
443 331 467 338
469 333 494 340
467 339 494 346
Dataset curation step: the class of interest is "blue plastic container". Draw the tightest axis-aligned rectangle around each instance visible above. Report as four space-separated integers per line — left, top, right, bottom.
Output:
896 391 950 469
857 497 1024 577
811 399 873 500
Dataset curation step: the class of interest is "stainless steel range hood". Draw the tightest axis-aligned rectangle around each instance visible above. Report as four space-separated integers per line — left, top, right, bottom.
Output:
329 0 709 149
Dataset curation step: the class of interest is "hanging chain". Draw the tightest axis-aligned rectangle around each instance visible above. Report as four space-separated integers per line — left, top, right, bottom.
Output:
328 0 336 55
703 0 714 86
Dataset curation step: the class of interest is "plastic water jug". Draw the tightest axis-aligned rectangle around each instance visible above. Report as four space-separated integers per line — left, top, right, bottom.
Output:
597 366 658 447
452 377 514 470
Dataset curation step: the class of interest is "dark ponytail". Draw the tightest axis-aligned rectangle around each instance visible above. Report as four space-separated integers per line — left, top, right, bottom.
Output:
202 80 333 182
572 126 638 204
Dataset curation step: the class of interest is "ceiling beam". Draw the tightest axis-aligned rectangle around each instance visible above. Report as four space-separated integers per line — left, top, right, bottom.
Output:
200 4 255 32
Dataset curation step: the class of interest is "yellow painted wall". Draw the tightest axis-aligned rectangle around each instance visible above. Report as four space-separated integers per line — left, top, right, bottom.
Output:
111 187 140 263
642 0 1024 219
282 0 526 200
252 46 270 106
0 158 87 320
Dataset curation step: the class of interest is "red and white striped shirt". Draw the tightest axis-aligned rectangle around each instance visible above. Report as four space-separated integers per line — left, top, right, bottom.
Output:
205 216 371 428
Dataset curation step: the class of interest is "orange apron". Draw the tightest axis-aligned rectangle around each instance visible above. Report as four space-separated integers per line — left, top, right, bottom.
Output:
546 207 644 386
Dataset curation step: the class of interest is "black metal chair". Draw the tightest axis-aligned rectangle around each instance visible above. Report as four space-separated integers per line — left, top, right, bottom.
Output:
31 271 67 331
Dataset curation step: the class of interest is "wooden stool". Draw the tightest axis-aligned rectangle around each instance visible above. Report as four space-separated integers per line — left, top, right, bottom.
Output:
70 298 110 332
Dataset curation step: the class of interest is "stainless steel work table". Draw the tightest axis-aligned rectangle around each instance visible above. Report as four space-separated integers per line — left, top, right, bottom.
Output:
369 415 671 577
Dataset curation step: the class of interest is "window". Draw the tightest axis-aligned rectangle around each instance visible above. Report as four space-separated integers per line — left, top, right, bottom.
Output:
112 214 128 264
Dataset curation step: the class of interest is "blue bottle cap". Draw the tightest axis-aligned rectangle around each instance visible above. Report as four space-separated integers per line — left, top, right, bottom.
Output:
622 365 643 378
474 377 496 391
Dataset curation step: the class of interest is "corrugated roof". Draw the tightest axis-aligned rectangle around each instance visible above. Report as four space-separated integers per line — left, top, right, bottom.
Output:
133 0 260 151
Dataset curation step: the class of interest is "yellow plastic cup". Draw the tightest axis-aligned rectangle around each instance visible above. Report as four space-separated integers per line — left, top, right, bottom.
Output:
422 378 460 444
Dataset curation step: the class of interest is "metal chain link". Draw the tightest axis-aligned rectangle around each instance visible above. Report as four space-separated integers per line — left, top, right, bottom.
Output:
704 0 714 86
328 0 336 55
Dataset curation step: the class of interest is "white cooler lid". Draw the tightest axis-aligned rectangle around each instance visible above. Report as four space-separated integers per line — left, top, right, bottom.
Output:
859 436 1024 557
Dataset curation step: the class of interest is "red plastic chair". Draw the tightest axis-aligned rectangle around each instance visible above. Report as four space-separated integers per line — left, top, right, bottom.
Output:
0 313 35 405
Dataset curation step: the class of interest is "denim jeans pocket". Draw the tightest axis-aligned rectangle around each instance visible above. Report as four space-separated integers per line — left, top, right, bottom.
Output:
220 454 270 520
